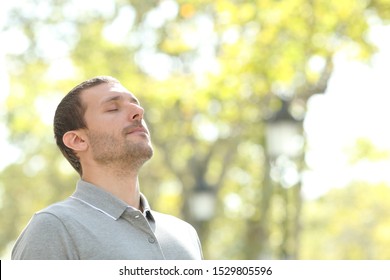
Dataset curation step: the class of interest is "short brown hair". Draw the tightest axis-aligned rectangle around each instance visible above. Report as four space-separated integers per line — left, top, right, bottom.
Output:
53 76 119 175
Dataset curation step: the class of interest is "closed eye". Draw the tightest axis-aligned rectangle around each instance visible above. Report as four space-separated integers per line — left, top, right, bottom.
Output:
107 108 119 112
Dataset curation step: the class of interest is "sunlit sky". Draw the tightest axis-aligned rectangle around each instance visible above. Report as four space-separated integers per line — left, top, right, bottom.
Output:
1 2 390 200
302 23 390 199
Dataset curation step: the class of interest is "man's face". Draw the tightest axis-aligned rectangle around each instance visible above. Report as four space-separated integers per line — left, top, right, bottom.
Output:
81 82 153 169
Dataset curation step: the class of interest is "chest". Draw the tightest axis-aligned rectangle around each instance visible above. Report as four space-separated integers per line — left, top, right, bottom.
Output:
63 211 200 260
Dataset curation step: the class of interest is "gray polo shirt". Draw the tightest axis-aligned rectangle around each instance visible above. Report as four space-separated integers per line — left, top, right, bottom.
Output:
11 180 203 260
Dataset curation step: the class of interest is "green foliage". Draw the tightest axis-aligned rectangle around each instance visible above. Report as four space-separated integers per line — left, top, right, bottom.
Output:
1 0 390 259
301 182 390 259
347 138 390 163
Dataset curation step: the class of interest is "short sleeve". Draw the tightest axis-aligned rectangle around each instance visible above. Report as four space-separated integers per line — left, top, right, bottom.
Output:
11 212 78 260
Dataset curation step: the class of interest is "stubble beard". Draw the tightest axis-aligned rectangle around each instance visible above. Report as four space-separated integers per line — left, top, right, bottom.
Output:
87 130 153 172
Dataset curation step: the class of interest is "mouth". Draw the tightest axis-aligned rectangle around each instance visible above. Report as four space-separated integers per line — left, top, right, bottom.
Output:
130 128 148 135
124 125 149 136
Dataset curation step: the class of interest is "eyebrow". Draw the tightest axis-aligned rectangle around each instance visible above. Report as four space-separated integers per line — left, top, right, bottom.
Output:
100 95 140 106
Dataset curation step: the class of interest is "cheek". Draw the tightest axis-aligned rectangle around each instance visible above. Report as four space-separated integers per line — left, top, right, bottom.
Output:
86 120 122 140
88 114 120 130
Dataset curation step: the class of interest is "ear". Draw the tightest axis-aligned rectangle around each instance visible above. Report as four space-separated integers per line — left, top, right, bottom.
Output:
63 130 88 152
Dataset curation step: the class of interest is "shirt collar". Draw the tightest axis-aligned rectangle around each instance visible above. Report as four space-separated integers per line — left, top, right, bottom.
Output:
71 179 154 221
126 193 153 219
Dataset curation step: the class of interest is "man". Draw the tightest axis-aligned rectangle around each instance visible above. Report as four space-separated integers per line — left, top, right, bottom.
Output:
12 76 203 260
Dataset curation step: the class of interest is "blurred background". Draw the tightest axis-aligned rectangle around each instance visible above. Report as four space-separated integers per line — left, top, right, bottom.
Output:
1 0 390 260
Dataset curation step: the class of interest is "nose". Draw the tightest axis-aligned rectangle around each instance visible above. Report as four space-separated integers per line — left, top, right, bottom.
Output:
129 103 144 121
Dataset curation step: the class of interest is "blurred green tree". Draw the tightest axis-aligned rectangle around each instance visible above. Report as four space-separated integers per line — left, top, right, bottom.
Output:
301 182 390 259
1 0 390 259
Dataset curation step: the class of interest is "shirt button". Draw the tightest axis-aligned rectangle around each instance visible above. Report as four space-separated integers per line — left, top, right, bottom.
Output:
134 215 140 219
148 237 155 244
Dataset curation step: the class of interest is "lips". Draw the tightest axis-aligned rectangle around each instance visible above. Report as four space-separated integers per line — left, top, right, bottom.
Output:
130 127 148 134
123 124 149 136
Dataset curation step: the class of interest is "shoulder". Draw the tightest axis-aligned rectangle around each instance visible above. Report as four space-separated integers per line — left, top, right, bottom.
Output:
11 199 80 259
152 211 193 226
28 197 91 226
21 198 76 230
151 210 199 237
38 198 80 217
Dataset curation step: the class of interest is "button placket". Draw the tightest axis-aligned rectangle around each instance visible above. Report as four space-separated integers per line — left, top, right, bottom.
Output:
123 208 160 248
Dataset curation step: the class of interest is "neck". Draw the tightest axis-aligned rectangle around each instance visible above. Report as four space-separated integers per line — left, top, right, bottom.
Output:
81 164 141 209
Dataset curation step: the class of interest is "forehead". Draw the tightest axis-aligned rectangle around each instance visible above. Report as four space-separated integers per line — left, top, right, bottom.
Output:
81 82 137 107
